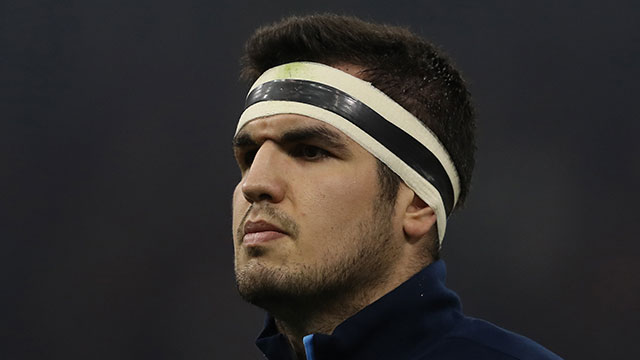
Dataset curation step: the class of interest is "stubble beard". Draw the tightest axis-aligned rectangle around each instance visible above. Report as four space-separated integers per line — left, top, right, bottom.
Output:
234 195 398 316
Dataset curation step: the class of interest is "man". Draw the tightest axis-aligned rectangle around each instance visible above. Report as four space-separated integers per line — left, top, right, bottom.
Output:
231 14 562 360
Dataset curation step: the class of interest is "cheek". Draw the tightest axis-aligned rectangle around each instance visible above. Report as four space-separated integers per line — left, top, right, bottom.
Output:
292 174 378 263
298 170 377 233
231 184 248 245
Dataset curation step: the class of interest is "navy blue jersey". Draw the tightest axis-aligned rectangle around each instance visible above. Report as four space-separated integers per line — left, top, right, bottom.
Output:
256 260 562 360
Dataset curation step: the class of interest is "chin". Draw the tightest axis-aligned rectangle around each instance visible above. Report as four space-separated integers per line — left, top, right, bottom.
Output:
236 262 294 308
235 258 323 308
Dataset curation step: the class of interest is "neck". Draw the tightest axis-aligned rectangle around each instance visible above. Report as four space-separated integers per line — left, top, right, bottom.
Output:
270 291 370 360
274 307 353 360
268 263 425 360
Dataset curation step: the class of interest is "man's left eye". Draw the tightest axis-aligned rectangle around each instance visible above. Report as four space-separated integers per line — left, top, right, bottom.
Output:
296 145 329 160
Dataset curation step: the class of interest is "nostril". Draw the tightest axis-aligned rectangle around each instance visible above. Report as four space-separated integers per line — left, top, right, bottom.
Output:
242 190 273 203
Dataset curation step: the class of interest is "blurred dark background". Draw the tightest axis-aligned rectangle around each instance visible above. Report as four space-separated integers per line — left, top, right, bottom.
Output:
2 0 639 359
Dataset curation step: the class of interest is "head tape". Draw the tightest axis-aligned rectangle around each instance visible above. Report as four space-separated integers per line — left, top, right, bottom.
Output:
236 62 460 244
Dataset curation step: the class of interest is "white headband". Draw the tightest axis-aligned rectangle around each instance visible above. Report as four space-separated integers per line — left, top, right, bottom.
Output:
236 62 460 243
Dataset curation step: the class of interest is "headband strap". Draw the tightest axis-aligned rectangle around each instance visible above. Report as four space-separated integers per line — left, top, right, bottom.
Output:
246 79 455 216
236 62 460 243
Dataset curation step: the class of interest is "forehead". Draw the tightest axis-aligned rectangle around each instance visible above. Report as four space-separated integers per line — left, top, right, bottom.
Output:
235 113 358 147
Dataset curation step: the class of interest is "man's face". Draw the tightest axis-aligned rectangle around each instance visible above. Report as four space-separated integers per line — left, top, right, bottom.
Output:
231 114 404 308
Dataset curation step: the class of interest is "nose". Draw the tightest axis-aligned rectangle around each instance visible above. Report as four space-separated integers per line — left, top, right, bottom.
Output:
241 142 287 204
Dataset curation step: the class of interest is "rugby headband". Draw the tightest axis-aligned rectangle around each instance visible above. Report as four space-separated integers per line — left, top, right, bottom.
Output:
236 62 460 244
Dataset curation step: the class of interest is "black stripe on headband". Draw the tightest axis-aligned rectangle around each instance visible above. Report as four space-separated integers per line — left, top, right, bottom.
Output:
245 79 455 215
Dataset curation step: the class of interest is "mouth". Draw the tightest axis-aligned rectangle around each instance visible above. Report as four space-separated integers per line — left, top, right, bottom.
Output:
242 220 288 246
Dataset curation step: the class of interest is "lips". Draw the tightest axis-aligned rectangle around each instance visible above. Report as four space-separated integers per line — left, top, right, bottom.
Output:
242 220 287 246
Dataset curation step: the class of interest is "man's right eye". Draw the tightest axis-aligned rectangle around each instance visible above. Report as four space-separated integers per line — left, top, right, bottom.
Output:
242 150 257 167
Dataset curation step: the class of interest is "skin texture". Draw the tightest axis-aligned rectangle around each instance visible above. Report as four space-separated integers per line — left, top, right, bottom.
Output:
231 66 437 359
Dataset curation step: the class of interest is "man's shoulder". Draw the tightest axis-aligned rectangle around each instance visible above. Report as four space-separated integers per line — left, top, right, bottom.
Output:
415 316 562 360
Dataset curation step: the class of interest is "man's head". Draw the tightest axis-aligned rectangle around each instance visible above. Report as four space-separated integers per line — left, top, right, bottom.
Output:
232 14 475 312
240 14 475 207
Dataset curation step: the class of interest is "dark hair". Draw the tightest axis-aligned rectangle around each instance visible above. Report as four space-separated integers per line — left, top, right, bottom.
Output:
241 14 476 212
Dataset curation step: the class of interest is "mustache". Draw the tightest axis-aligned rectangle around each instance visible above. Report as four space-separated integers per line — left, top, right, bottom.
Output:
236 204 300 241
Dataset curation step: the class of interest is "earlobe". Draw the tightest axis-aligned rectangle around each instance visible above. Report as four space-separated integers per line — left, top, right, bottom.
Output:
403 194 437 242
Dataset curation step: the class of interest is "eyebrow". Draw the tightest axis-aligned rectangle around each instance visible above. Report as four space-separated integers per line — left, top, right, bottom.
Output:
232 125 350 152
232 132 257 148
